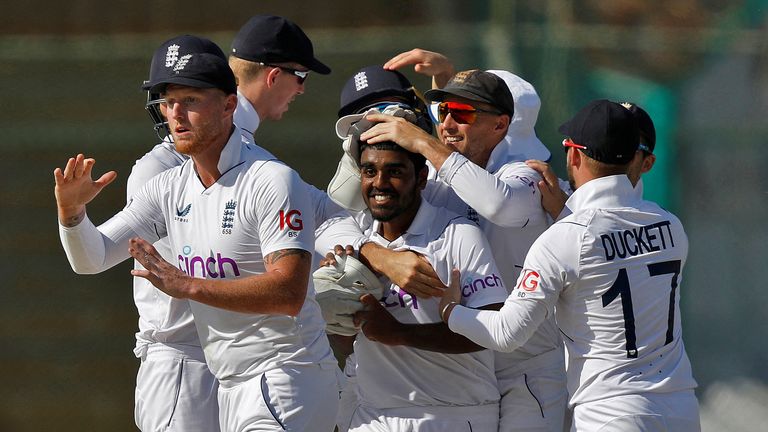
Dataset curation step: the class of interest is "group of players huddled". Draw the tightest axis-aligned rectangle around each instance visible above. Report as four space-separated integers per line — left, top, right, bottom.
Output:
54 14 700 432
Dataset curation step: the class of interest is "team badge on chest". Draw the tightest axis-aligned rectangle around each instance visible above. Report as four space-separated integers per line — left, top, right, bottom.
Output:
221 199 236 235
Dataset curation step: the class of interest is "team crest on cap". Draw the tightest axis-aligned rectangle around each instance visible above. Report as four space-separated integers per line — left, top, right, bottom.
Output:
173 54 192 72
354 71 368 91
450 69 479 85
165 44 181 67
620 102 634 110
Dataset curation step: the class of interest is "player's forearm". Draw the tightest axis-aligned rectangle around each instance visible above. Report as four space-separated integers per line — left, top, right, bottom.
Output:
389 322 486 353
186 271 309 315
439 155 544 226
186 250 312 316
414 137 453 172
59 213 135 274
57 205 87 228
447 300 546 353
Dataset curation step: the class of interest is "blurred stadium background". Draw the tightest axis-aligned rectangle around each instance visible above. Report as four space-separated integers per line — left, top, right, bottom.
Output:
1 1 766 430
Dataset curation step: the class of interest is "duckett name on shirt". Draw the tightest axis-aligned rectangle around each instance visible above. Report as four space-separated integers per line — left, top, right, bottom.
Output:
462 274 503 297
600 220 675 261
177 252 241 278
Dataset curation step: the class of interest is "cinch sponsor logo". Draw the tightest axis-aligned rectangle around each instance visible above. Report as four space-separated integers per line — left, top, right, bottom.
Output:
382 288 419 310
279 209 303 231
462 273 503 297
177 245 240 278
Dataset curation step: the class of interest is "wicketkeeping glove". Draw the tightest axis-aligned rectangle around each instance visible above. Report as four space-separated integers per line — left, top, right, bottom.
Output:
313 254 385 336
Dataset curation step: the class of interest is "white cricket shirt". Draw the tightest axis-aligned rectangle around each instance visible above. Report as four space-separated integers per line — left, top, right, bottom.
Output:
449 175 698 406
354 200 509 409
119 130 335 385
424 147 562 359
126 139 200 358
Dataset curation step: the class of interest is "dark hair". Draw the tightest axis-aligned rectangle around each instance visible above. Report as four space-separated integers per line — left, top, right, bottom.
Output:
359 141 427 176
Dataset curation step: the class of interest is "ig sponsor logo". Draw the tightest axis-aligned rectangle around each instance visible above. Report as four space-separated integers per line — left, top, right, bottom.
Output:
279 209 303 237
515 269 540 297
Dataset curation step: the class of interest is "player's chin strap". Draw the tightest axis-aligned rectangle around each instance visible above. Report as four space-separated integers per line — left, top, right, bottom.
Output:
328 104 424 212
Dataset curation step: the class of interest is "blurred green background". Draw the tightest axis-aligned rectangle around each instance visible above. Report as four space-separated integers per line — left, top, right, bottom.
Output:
1 1 766 430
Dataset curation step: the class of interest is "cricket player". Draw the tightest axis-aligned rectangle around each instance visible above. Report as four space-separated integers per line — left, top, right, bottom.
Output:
130 35 224 432
55 52 339 431
358 64 568 431
528 102 658 221
441 99 701 432
328 128 509 431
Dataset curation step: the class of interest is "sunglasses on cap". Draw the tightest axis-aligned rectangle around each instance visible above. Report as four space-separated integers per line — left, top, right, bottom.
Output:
437 101 501 125
562 138 587 153
258 63 309 84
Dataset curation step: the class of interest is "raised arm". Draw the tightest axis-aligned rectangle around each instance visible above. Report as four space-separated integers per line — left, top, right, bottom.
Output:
54 153 117 227
438 155 547 227
383 48 456 89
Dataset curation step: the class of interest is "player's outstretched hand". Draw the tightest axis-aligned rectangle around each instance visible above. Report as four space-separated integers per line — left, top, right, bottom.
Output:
129 237 192 298
53 154 117 226
526 159 568 220
354 293 404 345
384 48 455 89
439 269 463 322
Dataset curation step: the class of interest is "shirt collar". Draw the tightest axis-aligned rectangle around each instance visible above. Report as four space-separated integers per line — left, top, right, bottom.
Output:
234 91 260 139
565 175 639 213
369 198 434 248
216 127 246 174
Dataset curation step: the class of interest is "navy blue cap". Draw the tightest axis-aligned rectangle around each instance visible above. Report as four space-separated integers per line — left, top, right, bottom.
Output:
621 102 656 153
425 69 515 116
144 52 237 95
559 99 640 165
142 35 227 91
338 66 416 117
231 15 330 75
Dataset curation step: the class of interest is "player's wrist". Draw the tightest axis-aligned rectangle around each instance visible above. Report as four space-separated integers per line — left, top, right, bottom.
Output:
440 301 460 323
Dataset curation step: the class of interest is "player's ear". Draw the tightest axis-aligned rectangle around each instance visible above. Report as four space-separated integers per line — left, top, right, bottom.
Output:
495 113 511 132
223 93 237 116
641 154 656 174
566 146 581 168
265 67 280 87
416 165 428 190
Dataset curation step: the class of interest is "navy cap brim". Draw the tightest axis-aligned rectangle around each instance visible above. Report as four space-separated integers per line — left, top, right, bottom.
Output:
424 88 496 107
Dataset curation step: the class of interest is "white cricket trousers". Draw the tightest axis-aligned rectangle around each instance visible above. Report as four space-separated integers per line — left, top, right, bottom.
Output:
572 390 701 431
217 363 340 431
134 344 219 432
348 403 499 432
496 346 568 431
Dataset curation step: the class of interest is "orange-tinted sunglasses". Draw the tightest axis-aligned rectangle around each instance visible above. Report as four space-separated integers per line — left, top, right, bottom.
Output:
437 101 501 124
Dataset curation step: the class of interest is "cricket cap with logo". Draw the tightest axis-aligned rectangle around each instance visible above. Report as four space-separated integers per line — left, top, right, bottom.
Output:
143 52 236 95
424 69 515 117
559 99 640 165
142 35 228 92
231 15 331 75
338 65 417 117
621 102 656 154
